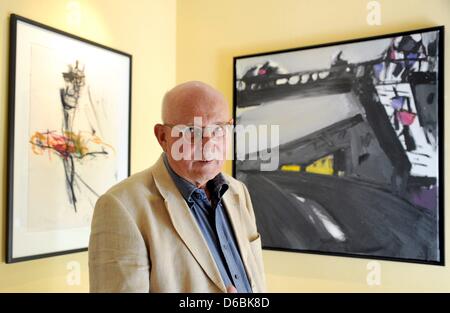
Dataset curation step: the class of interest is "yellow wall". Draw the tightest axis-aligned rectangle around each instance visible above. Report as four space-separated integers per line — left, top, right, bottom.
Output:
1 0 449 293
177 0 450 292
0 0 176 292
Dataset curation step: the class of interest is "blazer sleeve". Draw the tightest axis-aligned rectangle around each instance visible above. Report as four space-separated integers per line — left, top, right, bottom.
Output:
241 181 258 230
241 181 268 291
88 193 150 292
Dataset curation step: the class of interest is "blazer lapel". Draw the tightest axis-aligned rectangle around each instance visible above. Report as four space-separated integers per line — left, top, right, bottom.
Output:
152 155 226 293
221 189 256 292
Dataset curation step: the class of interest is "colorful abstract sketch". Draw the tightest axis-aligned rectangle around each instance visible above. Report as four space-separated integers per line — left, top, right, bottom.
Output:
29 61 115 213
234 28 443 264
24 44 127 233
7 15 131 262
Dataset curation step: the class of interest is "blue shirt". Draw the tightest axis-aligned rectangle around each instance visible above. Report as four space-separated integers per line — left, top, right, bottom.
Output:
163 155 252 293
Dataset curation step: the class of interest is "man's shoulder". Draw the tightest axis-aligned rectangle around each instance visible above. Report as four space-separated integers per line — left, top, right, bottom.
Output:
221 172 246 194
100 164 159 207
91 159 169 232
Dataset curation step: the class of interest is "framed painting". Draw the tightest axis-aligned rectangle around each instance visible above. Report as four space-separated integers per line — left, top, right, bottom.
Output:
233 27 444 265
7 14 132 263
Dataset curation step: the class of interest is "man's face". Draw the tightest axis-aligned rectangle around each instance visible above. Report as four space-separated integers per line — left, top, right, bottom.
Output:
155 88 231 187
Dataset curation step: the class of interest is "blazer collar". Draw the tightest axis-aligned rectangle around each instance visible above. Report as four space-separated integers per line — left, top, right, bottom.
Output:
152 154 226 292
162 153 229 209
220 190 256 292
152 154 256 293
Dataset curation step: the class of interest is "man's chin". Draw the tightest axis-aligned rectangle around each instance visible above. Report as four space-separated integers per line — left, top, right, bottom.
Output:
193 159 220 166
191 160 222 178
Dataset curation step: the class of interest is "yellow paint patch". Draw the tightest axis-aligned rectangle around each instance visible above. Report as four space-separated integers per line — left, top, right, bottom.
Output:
281 164 301 172
306 155 334 175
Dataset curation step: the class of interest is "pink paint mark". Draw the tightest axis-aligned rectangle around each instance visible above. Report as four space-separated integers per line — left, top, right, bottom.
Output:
258 69 267 75
396 111 416 126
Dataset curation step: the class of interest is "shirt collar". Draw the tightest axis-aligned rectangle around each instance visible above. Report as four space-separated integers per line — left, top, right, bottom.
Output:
163 153 229 204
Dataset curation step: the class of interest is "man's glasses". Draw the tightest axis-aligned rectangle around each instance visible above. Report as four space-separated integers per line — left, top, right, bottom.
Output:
163 121 232 143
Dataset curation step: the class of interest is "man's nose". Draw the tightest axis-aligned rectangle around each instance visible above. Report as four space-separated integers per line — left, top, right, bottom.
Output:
202 134 214 142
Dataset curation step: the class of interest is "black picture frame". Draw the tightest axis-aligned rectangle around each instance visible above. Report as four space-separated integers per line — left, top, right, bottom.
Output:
7 14 132 263
233 26 444 266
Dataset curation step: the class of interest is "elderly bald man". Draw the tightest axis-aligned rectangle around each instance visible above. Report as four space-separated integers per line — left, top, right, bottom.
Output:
88 81 266 293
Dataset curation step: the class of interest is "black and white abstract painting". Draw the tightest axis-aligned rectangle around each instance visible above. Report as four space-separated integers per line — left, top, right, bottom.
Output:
233 27 444 264
7 15 131 263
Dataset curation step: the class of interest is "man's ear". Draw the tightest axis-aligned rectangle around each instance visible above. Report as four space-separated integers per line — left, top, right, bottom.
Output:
154 124 167 150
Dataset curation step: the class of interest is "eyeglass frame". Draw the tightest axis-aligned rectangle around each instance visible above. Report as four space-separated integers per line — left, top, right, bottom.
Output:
161 120 233 143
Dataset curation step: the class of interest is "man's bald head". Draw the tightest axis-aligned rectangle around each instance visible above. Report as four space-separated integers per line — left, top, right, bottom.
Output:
154 81 231 187
161 81 230 125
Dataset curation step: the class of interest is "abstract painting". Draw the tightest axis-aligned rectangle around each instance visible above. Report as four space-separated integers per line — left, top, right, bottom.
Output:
233 27 444 264
7 14 131 263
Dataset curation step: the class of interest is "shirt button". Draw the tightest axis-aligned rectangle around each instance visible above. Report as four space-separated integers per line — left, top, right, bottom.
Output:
222 244 227 250
234 274 239 280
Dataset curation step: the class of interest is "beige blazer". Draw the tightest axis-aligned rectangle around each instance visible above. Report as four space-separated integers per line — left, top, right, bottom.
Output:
88 154 267 292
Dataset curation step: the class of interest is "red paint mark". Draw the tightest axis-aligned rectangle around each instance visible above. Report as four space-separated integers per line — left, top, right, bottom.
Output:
396 111 416 126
